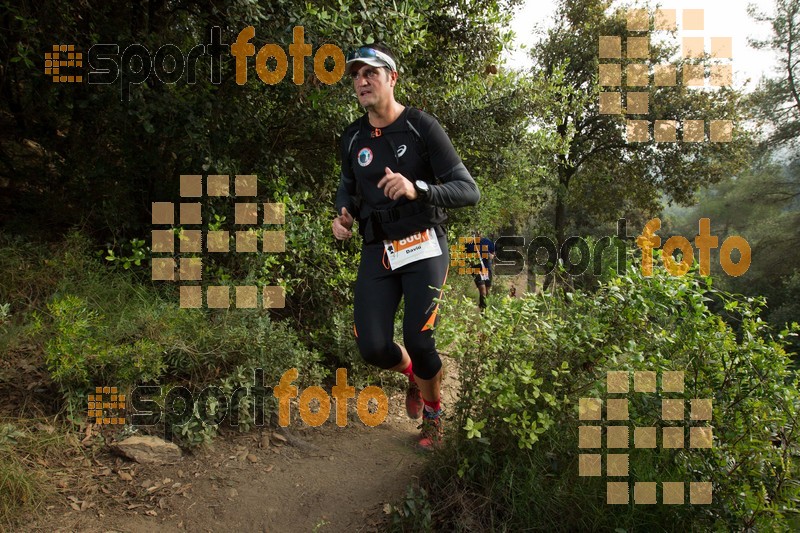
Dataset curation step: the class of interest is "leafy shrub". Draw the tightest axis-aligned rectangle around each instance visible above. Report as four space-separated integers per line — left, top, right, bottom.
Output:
5 231 328 445
414 254 800 531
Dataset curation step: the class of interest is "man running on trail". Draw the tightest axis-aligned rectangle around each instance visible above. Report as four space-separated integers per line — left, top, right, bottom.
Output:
331 44 479 450
466 230 495 310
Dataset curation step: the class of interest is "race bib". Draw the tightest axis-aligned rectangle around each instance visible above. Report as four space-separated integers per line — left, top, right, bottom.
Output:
383 228 442 270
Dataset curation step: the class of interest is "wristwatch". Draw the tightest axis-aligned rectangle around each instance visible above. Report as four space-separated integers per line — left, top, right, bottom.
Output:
414 180 430 200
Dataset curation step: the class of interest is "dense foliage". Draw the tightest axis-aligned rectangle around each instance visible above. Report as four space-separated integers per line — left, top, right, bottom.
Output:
397 256 800 530
1 0 798 529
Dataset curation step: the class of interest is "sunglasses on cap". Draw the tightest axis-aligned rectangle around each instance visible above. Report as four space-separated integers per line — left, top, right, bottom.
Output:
345 47 397 73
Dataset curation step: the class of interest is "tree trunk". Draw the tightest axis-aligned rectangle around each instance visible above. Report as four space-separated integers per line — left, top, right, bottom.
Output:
554 166 572 259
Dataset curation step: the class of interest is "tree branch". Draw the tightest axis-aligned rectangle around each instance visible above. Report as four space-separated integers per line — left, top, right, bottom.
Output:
786 3 800 114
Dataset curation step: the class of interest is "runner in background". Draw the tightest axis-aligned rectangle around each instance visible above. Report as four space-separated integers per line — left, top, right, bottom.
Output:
466 230 495 310
331 44 479 450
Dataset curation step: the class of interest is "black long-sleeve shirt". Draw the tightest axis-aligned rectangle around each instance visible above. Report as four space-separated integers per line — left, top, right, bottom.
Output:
335 106 479 243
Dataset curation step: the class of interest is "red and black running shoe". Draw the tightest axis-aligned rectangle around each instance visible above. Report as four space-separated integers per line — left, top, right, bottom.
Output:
417 410 443 451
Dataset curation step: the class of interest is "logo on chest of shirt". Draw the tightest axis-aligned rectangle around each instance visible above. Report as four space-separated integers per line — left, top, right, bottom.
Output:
357 147 373 167
396 144 407 158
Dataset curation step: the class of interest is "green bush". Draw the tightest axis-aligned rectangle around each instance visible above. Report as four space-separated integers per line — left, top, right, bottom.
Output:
409 254 800 531
3 231 329 445
159 315 326 447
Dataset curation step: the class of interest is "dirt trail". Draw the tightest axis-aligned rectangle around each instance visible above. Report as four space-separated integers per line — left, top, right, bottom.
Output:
14 272 527 533
22 358 460 533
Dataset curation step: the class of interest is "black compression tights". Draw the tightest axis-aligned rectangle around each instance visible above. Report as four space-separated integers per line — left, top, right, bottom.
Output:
353 235 449 380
